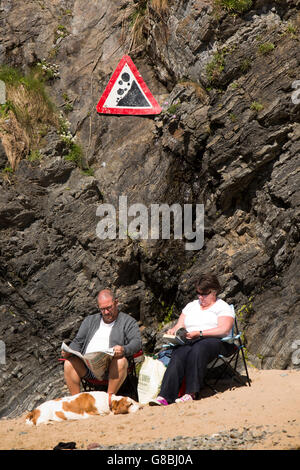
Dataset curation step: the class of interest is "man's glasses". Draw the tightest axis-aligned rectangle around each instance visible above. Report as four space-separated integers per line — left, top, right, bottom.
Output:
196 291 211 297
99 303 115 313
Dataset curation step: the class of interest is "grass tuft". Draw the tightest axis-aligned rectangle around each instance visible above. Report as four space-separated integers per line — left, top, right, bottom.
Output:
215 0 252 14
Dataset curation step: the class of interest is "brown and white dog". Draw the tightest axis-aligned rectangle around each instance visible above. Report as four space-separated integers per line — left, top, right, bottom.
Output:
25 391 141 425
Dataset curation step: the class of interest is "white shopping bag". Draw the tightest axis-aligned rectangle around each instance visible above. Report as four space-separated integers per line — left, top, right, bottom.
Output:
137 356 166 405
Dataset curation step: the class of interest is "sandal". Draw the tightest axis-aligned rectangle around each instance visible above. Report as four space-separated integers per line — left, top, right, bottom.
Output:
175 393 195 403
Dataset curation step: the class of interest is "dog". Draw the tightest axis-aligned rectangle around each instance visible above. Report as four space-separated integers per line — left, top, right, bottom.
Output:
25 391 141 425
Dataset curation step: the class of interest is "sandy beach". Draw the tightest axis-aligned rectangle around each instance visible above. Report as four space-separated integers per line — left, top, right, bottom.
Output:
0 369 299 451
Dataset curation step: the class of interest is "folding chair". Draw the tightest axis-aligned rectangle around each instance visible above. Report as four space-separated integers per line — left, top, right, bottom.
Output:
205 305 251 393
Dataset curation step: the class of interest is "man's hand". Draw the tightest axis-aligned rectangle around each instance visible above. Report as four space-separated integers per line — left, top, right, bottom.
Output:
61 351 72 358
113 345 125 358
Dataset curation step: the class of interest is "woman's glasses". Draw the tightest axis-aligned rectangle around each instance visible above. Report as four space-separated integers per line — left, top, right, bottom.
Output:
196 291 211 297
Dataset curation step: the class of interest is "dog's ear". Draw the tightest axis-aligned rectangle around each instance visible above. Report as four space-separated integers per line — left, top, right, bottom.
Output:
25 408 40 425
26 411 34 421
111 398 132 415
111 401 118 412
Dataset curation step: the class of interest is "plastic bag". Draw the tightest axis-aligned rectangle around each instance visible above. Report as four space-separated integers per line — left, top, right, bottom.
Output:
137 355 166 404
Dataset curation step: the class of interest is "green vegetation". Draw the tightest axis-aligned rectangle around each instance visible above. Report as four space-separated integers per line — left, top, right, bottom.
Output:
2 166 13 174
36 59 60 80
1 165 14 181
130 0 148 27
230 81 240 89
81 168 94 177
240 58 252 73
164 100 181 116
62 93 74 112
237 296 254 326
54 24 69 43
206 50 227 85
160 98 181 118
128 0 170 49
250 101 264 112
65 143 83 166
0 65 85 172
0 100 15 118
58 115 83 168
27 150 42 162
0 65 58 170
0 65 56 108
129 0 150 49
215 0 252 14
236 297 254 362
285 22 298 38
166 103 179 114
258 42 275 55
62 9 72 16
158 301 176 331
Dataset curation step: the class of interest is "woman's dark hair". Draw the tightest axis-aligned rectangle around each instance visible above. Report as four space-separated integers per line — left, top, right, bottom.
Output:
195 274 221 295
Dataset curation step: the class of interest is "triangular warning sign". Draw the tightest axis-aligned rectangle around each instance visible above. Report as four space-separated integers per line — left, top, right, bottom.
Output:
96 55 162 115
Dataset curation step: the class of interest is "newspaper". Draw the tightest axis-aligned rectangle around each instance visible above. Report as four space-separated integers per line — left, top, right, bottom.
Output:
61 342 115 380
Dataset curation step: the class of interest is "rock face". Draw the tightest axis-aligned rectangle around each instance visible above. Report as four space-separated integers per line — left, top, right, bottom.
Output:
0 0 299 417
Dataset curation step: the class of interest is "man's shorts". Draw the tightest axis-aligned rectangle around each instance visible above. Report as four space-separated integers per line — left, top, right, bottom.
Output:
82 368 108 381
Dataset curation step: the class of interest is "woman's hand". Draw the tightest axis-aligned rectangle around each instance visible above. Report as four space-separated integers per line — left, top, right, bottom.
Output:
186 331 201 340
166 327 177 335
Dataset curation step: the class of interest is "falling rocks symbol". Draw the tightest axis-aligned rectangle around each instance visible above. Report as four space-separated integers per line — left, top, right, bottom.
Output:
96 55 162 115
117 79 149 107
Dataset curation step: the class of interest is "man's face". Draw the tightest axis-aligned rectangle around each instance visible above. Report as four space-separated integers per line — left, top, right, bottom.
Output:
98 296 118 323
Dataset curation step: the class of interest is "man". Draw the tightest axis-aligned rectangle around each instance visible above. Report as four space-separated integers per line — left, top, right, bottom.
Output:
62 289 142 395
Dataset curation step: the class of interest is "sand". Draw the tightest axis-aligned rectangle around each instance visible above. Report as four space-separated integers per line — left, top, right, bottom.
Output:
0 369 299 451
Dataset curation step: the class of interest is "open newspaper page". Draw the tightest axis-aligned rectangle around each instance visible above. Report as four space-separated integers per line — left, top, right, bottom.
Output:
61 342 115 380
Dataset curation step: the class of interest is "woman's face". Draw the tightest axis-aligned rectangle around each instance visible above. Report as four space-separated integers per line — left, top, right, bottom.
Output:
196 289 217 308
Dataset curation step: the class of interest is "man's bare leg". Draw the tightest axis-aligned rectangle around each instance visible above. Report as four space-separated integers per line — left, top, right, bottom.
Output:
64 356 87 395
107 357 128 394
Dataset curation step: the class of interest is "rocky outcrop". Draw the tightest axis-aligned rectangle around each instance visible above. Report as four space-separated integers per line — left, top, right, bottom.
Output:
0 0 299 417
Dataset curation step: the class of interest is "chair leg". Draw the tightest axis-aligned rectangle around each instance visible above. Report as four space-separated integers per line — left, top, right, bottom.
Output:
240 345 251 386
223 361 247 387
211 351 248 389
203 380 218 395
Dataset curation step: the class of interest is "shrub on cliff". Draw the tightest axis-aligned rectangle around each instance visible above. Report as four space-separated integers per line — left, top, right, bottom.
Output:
215 0 252 14
0 65 58 170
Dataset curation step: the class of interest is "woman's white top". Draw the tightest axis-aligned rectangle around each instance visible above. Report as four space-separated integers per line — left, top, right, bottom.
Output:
182 298 234 335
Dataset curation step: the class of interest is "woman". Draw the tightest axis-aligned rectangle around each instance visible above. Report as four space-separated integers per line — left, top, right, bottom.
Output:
150 274 235 405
